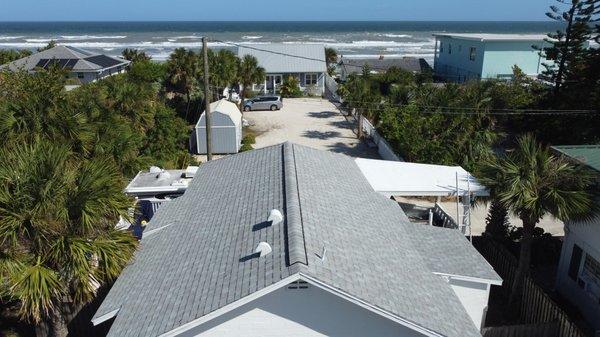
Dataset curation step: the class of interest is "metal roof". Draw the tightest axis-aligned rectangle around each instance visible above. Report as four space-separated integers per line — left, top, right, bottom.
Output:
433 33 547 42
552 145 600 172
237 43 327 73
94 143 499 337
0 45 130 72
356 158 489 197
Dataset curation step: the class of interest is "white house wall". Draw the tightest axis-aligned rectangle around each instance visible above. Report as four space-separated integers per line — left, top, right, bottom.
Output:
179 283 426 337
556 219 600 331
447 277 490 330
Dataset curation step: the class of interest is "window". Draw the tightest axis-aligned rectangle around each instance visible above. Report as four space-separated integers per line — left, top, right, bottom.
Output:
305 73 318 86
77 72 84 79
458 45 462 52
568 244 583 281
469 47 477 61
448 44 452 54
439 42 444 53
583 254 600 281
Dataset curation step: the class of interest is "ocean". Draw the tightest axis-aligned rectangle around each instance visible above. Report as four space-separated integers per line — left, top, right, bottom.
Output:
0 21 561 62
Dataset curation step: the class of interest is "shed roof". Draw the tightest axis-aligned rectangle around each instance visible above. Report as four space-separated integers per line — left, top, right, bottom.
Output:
433 33 547 42
94 143 498 337
195 99 242 129
552 145 600 173
0 45 130 72
355 158 488 197
237 43 327 73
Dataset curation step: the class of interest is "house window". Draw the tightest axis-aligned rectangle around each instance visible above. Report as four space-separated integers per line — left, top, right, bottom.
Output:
305 73 318 86
458 45 462 52
469 47 477 61
583 254 600 282
77 72 84 79
568 244 583 281
448 44 452 54
439 42 444 53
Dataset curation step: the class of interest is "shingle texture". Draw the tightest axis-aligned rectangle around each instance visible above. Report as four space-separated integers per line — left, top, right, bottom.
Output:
0 45 130 72
237 44 327 73
340 57 432 75
94 143 498 337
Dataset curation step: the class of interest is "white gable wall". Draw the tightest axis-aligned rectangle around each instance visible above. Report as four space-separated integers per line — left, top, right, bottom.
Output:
446 277 490 330
178 283 426 337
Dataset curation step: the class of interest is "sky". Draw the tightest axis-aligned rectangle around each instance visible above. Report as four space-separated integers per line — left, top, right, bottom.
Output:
0 0 553 21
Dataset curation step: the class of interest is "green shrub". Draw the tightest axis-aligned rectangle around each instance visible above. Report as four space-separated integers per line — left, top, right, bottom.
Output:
240 143 253 152
280 75 302 98
242 134 256 145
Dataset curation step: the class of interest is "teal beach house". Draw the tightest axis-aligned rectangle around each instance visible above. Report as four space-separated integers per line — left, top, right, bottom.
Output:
433 33 550 82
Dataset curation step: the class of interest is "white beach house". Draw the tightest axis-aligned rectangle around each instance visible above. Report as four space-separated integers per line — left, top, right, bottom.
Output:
237 44 327 96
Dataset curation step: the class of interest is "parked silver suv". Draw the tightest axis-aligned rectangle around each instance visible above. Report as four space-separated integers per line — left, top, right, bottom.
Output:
243 96 283 111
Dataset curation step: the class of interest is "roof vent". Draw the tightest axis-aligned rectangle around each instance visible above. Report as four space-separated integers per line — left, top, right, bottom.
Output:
267 209 283 226
149 166 162 174
255 242 272 257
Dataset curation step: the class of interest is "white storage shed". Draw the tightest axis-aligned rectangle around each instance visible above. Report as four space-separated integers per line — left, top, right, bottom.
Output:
195 99 242 154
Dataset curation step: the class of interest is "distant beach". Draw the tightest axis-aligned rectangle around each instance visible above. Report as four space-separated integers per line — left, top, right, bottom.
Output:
0 21 561 62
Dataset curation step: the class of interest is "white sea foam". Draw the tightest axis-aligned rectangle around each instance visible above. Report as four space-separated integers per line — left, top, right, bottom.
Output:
379 33 412 38
242 35 263 40
60 35 127 40
0 36 23 40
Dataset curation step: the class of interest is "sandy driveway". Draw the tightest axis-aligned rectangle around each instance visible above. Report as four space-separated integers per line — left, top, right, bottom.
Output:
244 98 379 159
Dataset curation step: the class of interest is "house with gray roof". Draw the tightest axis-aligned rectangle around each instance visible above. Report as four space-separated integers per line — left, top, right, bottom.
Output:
0 45 130 84
338 56 432 81
93 143 501 337
237 44 327 96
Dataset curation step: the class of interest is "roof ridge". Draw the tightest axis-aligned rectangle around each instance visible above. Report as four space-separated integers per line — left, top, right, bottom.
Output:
283 142 308 266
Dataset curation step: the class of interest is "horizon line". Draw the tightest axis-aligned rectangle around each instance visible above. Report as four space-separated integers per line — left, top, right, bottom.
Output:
0 20 557 23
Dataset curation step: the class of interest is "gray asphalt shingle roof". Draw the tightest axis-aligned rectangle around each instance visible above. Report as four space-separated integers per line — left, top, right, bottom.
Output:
237 43 327 73
94 143 498 337
340 57 432 74
0 45 130 72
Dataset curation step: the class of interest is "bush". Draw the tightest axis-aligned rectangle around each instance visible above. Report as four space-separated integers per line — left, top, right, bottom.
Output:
280 75 302 98
240 143 253 152
242 134 256 145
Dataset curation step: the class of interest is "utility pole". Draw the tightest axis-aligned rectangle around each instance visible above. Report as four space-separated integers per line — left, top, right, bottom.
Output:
202 36 213 161
357 108 363 139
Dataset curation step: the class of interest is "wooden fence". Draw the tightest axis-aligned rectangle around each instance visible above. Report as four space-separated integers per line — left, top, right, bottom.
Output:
477 238 589 337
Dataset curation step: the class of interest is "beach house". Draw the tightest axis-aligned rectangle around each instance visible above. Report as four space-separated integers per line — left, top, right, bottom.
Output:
237 44 327 96
338 56 432 82
552 145 600 334
92 143 501 337
433 34 550 82
0 45 130 84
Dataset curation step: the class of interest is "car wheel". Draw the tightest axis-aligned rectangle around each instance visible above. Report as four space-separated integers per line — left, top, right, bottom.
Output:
244 106 251 112
270 105 277 111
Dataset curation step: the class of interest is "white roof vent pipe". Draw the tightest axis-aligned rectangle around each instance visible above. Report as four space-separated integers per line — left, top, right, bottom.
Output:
157 171 171 181
267 209 283 226
255 242 272 257
149 166 162 174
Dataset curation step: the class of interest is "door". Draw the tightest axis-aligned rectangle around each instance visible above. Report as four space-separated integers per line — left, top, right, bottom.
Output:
266 75 282 94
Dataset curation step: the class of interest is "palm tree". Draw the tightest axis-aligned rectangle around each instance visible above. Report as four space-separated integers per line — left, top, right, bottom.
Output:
166 48 199 121
325 47 338 76
121 48 151 63
0 142 138 337
205 49 239 100
478 134 594 307
237 55 266 109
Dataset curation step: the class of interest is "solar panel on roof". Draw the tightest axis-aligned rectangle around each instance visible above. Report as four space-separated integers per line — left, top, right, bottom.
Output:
84 55 123 68
35 58 78 70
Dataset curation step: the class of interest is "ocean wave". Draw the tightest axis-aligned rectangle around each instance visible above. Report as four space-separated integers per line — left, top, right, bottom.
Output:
60 35 127 40
0 40 265 49
379 34 412 38
242 35 263 40
0 36 23 40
